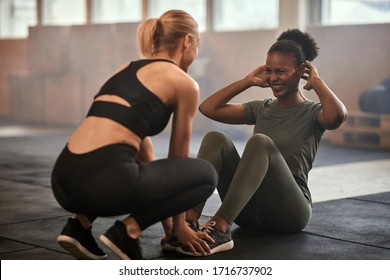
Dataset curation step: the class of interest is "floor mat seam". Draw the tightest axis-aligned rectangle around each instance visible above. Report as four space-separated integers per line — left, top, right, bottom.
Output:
304 232 390 250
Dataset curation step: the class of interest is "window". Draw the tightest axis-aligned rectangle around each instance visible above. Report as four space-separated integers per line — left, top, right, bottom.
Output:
0 0 36 38
42 0 86 25
322 0 390 25
147 0 206 32
91 0 142 24
212 0 279 31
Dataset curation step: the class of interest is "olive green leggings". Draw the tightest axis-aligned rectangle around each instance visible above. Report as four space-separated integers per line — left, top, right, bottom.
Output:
194 131 312 233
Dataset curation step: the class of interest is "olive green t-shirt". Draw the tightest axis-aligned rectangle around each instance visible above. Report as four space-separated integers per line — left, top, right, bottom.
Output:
242 98 325 203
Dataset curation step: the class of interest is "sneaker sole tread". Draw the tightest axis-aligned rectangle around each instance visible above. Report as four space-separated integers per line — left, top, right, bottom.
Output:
57 235 107 260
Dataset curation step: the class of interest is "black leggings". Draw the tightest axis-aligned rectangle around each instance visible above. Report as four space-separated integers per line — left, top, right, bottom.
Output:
51 144 217 230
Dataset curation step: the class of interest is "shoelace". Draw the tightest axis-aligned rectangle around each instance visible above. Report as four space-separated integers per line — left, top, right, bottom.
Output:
200 220 217 234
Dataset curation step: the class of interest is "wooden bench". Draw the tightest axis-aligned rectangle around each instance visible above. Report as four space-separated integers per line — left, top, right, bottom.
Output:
326 112 390 149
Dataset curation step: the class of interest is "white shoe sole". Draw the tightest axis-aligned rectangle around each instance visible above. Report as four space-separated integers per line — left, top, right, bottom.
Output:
57 235 107 260
99 235 130 260
176 240 234 256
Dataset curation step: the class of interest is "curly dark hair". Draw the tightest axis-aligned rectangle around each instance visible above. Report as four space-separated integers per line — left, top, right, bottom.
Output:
268 29 319 66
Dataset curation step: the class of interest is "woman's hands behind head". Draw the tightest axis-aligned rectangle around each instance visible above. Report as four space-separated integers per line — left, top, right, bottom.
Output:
301 61 321 91
246 65 270 88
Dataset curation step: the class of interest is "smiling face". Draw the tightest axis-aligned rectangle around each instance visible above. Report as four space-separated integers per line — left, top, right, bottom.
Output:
265 51 304 100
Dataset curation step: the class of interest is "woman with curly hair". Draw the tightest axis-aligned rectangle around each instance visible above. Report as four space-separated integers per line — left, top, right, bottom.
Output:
173 29 348 256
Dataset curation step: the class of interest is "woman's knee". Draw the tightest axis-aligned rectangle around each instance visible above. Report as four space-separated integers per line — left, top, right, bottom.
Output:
247 133 275 149
201 130 232 149
243 134 277 158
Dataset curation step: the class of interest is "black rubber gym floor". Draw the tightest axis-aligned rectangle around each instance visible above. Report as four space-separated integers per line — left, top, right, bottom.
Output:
0 122 389 260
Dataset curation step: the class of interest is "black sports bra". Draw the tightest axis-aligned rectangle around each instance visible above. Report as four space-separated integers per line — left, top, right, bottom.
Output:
87 59 174 139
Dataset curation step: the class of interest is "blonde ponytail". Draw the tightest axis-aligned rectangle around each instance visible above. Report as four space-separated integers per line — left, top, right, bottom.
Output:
137 10 199 58
137 18 159 58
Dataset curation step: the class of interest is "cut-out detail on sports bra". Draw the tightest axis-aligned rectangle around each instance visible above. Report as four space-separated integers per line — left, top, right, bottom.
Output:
94 95 131 108
87 59 174 139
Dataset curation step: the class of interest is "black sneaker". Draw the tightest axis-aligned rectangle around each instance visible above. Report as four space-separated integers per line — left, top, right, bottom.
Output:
176 220 234 256
161 220 200 251
57 218 107 260
99 221 143 260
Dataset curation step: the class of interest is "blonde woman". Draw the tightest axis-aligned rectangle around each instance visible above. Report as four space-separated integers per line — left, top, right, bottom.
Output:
51 10 217 260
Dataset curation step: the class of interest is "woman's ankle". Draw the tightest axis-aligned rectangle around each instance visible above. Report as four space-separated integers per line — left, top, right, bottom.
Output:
210 215 230 233
73 214 91 230
122 217 142 239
